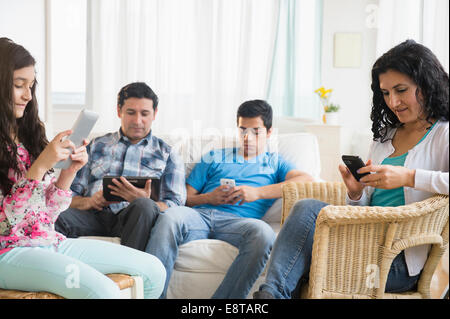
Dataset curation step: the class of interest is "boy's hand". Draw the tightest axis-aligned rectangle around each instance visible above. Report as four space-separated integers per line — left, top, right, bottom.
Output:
207 185 233 205
225 185 260 205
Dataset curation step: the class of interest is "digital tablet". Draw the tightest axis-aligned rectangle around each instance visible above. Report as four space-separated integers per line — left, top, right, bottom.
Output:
54 108 99 169
102 176 160 202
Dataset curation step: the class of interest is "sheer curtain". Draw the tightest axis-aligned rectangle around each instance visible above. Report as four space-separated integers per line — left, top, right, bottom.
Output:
376 0 449 71
266 0 322 119
86 0 279 136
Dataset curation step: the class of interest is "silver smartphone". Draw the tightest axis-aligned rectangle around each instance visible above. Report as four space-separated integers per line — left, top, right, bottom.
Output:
220 178 236 191
54 109 99 169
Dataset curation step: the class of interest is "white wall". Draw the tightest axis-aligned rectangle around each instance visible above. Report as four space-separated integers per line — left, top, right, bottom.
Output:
0 0 379 158
321 0 378 158
0 0 47 122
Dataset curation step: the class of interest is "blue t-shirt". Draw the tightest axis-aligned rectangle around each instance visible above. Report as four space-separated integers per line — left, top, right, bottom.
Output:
186 148 296 219
370 154 407 207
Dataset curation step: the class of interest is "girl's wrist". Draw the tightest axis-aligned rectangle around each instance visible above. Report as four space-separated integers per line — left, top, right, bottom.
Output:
55 169 77 190
26 158 49 181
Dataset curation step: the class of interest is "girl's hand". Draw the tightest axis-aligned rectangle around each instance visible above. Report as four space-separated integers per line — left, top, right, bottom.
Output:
53 137 89 191
27 130 75 181
38 130 76 170
338 159 372 200
64 139 89 174
358 164 415 189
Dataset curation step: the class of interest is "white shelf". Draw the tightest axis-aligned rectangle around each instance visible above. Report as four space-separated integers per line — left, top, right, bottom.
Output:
304 124 342 182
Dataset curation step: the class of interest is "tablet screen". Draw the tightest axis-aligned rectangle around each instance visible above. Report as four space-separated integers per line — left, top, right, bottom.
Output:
102 176 160 202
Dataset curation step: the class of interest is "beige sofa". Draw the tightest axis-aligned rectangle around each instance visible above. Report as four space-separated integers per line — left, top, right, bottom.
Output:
83 131 321 298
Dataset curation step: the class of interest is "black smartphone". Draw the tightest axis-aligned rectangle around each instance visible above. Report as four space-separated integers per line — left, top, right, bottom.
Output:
102 176 160 202
341 155 370 182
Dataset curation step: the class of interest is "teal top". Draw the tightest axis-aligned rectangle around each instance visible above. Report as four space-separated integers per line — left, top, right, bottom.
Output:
370 122 437 207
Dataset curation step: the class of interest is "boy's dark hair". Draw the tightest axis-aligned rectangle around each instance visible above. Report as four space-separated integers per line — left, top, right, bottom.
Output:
236 100 273 130
117 82 159 110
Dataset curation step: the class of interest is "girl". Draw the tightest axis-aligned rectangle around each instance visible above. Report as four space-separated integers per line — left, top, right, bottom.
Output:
0 37 165 299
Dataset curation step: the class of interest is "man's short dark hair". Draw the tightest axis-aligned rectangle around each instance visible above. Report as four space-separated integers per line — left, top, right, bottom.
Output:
236 100 273 130
117 82 159 110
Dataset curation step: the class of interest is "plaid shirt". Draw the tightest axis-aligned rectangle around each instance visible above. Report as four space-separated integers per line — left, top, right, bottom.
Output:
71 129 186 213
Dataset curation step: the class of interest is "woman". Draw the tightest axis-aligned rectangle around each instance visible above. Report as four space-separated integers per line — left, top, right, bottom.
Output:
0 37 166 299
254 39 449 299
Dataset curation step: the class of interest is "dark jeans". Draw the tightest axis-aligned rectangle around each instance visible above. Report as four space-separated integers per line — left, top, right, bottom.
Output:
55 198 160 252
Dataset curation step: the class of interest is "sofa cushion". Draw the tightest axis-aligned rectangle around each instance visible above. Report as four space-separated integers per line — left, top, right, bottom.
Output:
157 132 320 180
167 270 227 299
174 239 238 273
261 198 282 224
266 132 321 180
88 131 320 180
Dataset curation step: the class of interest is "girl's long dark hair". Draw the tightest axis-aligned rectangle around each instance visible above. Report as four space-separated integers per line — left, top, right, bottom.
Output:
0 37 48 195
370 39 449 142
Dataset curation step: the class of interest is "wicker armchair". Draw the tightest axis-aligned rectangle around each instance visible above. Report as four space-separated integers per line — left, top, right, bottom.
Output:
281 181 449 299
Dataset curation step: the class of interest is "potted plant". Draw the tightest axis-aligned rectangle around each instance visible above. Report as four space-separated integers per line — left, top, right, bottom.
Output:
314 87 341 125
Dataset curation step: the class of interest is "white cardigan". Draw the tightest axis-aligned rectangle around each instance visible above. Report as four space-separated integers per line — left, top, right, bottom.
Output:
347 120 449 276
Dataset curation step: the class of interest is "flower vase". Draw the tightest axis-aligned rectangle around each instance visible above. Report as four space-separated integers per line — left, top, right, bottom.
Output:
325 112 339 125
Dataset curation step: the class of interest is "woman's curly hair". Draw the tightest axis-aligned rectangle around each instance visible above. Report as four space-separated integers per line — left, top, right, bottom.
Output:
370 39 449 142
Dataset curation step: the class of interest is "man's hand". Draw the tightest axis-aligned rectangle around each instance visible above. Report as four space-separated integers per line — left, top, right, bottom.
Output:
86 190 112 211
70 190 113 211
225 185 260 205
107 177 152 203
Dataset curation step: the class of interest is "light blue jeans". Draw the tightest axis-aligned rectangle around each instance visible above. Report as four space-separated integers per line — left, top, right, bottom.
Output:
0 238 166 299
145 206 276 299
258 199 421 298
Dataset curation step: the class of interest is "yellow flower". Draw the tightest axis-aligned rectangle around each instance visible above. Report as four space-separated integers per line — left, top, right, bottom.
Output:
314 87 333 99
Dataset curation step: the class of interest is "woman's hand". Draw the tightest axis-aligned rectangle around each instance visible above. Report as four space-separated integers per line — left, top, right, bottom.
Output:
338 159 372 200
358 164 415 189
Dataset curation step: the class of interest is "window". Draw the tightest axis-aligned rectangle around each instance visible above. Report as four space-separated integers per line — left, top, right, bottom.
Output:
50 0 86 109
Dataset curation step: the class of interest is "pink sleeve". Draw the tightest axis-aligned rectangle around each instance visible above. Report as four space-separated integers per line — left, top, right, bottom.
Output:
1 177 72 226
44 177 73 220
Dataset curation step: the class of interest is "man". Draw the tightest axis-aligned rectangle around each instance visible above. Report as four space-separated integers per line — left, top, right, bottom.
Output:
146 99 314 298
55 82 186 251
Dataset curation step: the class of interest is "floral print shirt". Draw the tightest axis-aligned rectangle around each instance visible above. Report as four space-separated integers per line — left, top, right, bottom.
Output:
0 143 72 255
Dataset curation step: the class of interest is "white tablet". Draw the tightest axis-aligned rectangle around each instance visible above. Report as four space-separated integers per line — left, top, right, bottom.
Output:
54 108 99 169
